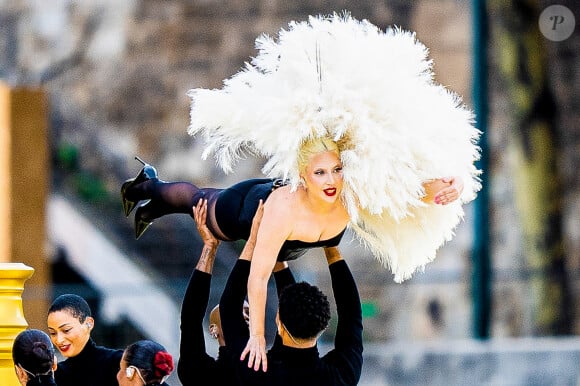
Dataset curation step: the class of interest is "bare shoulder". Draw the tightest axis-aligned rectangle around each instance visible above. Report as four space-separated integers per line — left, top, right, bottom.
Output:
265 185 300 217
255 186 297 243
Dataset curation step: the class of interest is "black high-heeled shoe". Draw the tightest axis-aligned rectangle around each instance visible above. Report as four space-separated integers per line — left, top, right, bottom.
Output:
121 156 158 217
134 202 153 239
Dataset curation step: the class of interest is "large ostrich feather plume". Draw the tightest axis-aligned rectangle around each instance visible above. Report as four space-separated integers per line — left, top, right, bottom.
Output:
187 12 481 282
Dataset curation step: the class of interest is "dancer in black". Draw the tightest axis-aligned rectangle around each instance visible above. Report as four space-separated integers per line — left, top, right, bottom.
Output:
12 329 58 386
177 198 295 385
47 294 123 386
117 340 173 386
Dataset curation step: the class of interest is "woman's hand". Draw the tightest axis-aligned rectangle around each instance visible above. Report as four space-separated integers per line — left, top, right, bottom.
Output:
193 199 220 273
241 334 267 372
422 176 463 205
433 176 463 205
192 198 219 248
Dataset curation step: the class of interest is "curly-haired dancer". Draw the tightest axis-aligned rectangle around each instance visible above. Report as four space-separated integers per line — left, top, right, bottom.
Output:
217 201 363 385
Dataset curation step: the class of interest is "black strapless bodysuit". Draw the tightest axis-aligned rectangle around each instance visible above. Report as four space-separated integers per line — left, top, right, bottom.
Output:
214 178 346 261
278 228 346 261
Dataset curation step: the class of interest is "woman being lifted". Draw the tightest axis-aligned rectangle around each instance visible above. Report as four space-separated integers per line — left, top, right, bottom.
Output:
122 13 480 373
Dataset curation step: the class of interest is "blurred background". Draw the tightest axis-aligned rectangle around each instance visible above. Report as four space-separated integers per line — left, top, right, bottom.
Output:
1 0 578 385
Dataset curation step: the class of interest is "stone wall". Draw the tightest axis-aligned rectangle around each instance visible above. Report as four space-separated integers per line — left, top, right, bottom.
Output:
356 337 580 385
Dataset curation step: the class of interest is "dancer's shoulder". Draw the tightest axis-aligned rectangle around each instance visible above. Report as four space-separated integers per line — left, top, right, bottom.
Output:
262 187 303 223
267 184 301 205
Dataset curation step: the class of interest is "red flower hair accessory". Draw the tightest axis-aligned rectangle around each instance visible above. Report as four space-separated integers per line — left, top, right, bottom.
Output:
153 351 174 378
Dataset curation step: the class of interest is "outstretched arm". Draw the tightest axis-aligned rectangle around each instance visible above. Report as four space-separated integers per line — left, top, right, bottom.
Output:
242 194 293 372
219 202 266 361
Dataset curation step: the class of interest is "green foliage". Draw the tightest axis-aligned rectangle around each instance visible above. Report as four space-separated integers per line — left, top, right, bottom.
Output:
56 142 80 171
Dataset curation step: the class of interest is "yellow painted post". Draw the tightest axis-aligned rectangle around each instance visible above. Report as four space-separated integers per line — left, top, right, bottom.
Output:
0 263 34 386
0 83 12 266
0 81 50 331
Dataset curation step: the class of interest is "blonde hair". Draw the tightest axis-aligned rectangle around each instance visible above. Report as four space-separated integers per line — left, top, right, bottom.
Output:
297 137 340 173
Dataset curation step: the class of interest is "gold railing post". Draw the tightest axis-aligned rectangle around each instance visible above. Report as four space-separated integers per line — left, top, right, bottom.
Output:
0 263 34 386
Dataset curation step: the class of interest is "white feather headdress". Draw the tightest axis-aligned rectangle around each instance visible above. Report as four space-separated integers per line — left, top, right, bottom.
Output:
187 12 481 282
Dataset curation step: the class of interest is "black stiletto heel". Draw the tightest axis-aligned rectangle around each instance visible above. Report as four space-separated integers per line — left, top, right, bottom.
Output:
121 156 158 217
134 202 153 239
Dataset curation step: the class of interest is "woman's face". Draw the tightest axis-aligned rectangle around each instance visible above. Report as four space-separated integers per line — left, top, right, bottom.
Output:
302 151 344 203
47 310 92 358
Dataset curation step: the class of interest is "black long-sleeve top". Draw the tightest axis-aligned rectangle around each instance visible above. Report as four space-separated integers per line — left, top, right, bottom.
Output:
177 266 295 386
220 259 363 386
54 338 123 386
177 269 233 386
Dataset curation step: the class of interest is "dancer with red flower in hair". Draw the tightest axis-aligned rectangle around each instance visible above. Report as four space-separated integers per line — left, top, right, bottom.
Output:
117 340 174 386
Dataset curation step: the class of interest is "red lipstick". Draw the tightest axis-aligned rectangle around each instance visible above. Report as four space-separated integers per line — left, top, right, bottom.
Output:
324 188 336 197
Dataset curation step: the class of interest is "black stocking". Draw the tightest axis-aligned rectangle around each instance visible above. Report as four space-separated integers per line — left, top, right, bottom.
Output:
130 180 230 240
